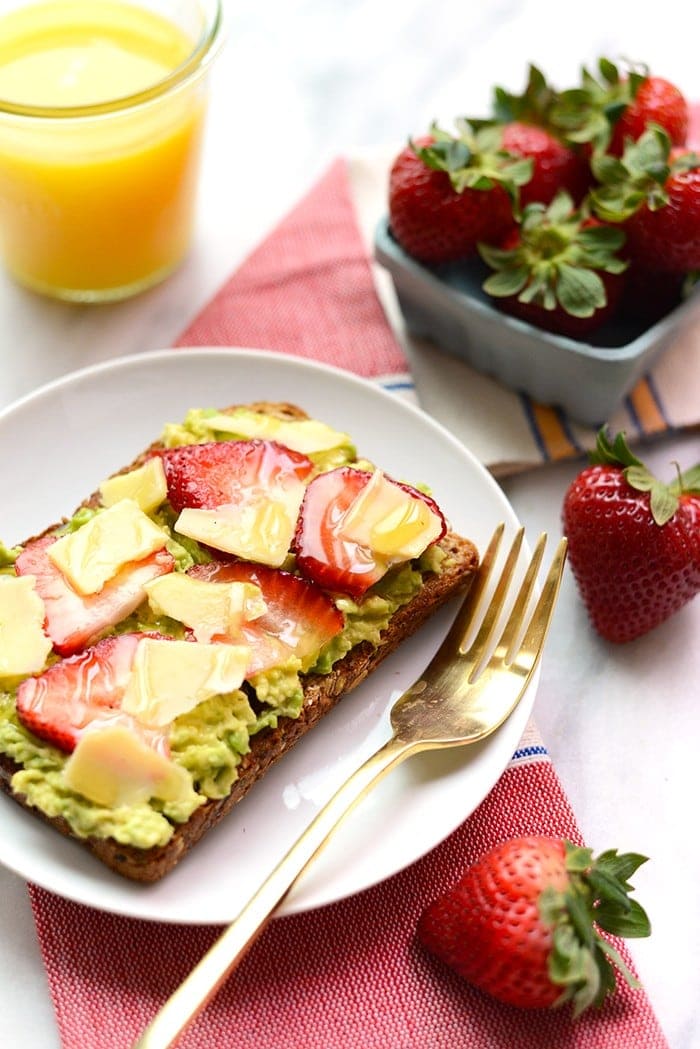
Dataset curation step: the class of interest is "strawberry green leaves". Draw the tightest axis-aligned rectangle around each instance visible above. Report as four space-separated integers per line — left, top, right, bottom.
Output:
591 125 674 221
479 192 626 318
482 59 645 153
412 121 533 206
624 466 679 527
591 124 700 222
556 266 607 317
583 847 651 938
488 63 558 128
548 58 648 153
678 464 700 494
539 842 650 1017
588 427 643 469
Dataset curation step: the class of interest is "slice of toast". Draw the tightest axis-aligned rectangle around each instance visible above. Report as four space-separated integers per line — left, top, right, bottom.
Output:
0 403 479 882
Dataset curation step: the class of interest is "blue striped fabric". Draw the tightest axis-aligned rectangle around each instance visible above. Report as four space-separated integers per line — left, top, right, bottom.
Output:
510 743 550 767
374 372 417 403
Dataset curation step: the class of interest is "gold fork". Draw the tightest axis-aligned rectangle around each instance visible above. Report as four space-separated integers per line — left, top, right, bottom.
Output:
133 523 567 1049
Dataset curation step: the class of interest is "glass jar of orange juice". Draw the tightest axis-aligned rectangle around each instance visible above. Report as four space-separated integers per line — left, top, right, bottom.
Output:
0 0 222 302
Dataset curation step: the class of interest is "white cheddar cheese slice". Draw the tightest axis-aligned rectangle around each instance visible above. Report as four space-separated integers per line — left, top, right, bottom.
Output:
63 723 193 808
48 498 168 595
175 480 305 567
342 471 442 559
0 575 52 678
99 458 168 514
122 638 250 727
144 573 265 642
202 409 352 455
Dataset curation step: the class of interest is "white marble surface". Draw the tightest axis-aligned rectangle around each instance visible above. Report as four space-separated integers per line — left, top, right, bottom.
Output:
1 2 700 1046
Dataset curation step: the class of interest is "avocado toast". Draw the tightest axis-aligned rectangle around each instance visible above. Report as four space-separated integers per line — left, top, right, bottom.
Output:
0 402 479 882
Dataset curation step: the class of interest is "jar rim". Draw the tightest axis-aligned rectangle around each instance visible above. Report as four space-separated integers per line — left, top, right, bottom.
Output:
0 0 224 120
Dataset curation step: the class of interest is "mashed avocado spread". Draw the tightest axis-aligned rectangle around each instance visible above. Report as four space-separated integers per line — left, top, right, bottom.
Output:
0 541 19 574
0 407 446 850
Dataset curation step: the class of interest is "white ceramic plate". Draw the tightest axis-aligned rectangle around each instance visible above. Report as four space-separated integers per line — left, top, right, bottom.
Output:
0 347 534 924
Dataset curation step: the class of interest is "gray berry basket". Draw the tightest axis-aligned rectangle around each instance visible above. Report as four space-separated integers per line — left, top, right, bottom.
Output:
374 217 700 427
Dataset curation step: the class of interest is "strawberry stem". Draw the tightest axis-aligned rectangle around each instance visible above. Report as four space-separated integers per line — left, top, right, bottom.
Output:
412 121 534 212
478 193 626 317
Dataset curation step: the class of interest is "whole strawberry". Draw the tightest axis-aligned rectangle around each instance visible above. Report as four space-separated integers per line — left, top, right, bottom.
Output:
591 126 700 273
417 837 650 1014
478 192 627 339
562 430 700 643
388 123 531 263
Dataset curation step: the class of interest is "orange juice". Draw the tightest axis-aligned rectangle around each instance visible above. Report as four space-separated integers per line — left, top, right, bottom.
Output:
0 0 221 301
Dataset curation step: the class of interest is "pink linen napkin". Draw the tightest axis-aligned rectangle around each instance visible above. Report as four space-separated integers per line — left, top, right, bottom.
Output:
28 157 670 1049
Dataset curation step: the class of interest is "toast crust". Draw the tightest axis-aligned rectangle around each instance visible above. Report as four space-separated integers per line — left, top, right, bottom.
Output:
0 405 480 882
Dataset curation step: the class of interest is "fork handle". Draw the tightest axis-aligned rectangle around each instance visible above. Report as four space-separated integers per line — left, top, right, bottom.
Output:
133 734 414 1049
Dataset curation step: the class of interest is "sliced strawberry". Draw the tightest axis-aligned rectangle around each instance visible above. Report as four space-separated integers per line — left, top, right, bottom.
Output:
293 468 380 597
15 633 149 753
292 468 446 598
189 560 344 673
160 440 314 513
15 535 175 656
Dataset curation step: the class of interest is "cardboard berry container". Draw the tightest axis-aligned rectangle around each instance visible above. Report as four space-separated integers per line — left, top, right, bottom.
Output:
374 218 700 426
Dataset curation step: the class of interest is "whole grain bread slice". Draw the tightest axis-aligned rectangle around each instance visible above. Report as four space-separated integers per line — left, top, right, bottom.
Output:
0 403 479 881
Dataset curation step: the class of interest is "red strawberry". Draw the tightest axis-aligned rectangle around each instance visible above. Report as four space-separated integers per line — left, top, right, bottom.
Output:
294 468 385 596
478 192 626 339
16 633 148 752
293 467 446 598
15 535 174 656
562 430 700 643
388 125 531 264
188 560 344 672
160 440 314 514
417 836 650 1014
500 121 590 207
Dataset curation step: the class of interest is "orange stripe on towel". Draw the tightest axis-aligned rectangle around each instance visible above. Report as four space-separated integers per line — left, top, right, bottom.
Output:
628 378 667 434
530 402 579 460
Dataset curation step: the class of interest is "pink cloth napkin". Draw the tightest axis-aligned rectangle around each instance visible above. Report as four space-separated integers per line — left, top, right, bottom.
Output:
174 158 410 383
28 158 670 1049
